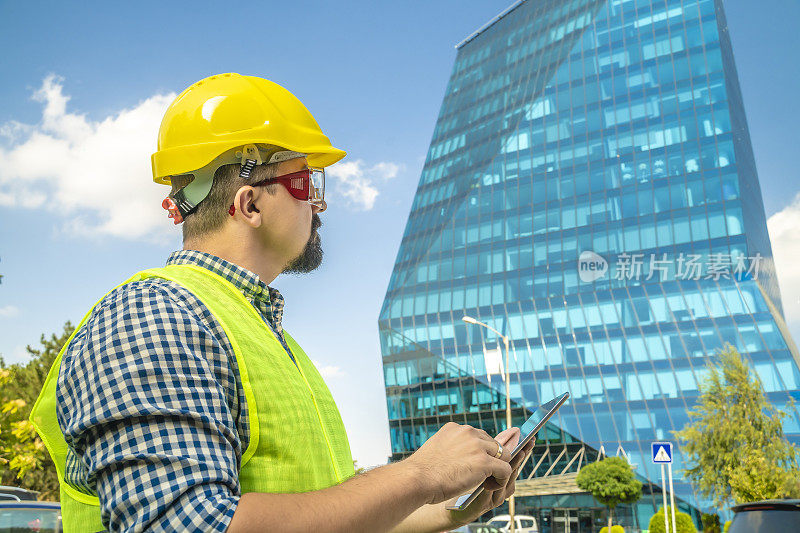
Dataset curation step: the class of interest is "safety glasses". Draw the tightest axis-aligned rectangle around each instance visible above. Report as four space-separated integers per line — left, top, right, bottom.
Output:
230 167 326 216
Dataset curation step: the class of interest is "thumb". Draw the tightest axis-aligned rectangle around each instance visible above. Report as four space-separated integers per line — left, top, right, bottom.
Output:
495 427 521 449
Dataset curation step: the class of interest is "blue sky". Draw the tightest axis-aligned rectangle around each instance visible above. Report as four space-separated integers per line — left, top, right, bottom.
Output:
1 0 799 468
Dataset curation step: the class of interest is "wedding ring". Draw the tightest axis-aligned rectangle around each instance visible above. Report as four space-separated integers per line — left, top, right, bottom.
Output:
494 442 503 458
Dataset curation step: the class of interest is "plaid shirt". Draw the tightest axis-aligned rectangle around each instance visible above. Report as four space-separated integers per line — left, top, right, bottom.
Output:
56 250 291 532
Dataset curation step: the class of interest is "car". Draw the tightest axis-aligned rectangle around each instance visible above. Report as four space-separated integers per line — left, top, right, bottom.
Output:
0 501 62 532
728 499 800 532
487 514 539 532
449 523 503 533
0 486 39 502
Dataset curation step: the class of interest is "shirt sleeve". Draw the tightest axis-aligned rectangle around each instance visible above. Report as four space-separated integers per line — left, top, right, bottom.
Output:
56 279 246 533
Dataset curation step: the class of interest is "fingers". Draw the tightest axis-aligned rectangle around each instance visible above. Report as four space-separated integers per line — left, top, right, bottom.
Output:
472 426 525 463
484 454 513 484
503 479 516 500
518 445 534 471
510 440 534 470
478 446 537 513
482 432 534 484
483 476 504 491
509 450 526 471
487 475 516 509
490 439 516 463
494 427 520 447
491 485 506 508
491 426 531 462
499 464 519 502
484 447 533 492
479 436 507 460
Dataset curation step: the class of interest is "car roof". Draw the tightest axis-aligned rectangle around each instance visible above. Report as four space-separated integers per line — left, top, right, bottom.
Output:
0 501 61 509
732 500 800 513
0 486 40 501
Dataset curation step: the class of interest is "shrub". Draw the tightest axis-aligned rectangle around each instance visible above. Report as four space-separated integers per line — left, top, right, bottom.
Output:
701 512 721 533
599 526 625 533
648 506 697 533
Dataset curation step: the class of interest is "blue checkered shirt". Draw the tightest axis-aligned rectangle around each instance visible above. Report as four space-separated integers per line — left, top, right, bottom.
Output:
56 250 291 532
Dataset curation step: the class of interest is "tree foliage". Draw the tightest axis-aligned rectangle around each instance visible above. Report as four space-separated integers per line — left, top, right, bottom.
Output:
576 456 642 531
353 460 366 475
648 506 697 533
676 345 800 507
0 321 74 500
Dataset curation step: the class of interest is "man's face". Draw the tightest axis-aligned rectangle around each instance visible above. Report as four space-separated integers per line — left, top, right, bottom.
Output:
255 157 324 274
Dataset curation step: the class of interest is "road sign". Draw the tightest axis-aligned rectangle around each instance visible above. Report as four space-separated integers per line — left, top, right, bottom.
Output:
651 441 673 464
652 442 677 532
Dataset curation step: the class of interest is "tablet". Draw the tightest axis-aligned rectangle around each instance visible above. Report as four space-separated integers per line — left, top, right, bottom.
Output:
445 391 570 511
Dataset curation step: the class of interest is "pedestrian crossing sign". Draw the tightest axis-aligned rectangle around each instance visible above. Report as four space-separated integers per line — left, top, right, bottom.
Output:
651 441 673 464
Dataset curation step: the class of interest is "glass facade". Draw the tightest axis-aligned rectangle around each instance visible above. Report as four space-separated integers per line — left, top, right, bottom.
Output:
379 0 800 527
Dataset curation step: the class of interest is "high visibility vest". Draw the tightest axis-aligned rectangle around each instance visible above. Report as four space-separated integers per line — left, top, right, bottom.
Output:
30 263 355 532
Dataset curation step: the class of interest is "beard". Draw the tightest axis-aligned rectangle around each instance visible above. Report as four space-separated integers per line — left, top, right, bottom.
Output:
282 213 323 274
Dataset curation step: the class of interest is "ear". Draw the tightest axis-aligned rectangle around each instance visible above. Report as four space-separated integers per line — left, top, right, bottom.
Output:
232 186 263 227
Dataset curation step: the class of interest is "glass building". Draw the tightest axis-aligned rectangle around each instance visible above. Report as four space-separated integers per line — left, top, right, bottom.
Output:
379 0 800 529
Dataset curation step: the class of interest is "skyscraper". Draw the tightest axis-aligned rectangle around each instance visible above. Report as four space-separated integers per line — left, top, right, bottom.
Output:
379 0 800 528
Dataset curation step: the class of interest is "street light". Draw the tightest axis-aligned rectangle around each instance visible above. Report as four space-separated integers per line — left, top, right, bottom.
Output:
461 315 515 533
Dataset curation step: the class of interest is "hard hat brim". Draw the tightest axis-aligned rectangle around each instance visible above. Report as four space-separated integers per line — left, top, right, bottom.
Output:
152 141 346 185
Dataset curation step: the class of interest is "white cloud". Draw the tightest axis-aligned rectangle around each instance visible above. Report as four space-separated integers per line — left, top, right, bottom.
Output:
0 75 402 238
0 120 33 143
0 305 20 318
0 75 177 242
312 359 345 378
768 193 800 334
326 159 401 210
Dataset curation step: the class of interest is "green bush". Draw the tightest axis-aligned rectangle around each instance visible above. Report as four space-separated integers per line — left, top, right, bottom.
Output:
723 521 731 533
701 512 721 533
648 506 697 533
599 526 624 533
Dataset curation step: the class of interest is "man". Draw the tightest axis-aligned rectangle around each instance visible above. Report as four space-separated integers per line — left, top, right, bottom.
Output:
31 73 533 532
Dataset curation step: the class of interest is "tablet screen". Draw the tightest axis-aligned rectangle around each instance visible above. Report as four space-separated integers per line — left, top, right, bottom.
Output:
508 391 570 460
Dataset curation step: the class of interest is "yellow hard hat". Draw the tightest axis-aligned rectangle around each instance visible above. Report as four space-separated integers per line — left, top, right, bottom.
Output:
152 73 345 223
151 73 346 185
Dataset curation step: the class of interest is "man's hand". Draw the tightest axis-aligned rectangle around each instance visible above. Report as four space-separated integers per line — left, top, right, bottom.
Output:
404 422 515 505
444 427 535 527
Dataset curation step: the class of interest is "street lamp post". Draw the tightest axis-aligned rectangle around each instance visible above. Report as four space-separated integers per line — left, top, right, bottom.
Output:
462 315 515 533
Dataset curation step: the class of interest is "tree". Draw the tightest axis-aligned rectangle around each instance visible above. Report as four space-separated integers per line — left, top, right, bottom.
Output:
648 506 697 533
576 456 642 532
676 345 800 507
0 321 74 500
353 460 366 475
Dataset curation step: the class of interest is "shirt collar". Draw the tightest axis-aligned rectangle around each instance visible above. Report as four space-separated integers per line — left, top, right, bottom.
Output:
166 250 285 331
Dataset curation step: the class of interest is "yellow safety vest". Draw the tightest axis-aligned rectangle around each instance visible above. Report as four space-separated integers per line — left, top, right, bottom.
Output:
30 263 355 532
